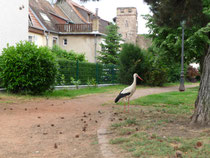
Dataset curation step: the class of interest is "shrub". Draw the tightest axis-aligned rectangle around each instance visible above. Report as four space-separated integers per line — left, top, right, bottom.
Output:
118 43 148 84
144 68 168 86
186 66 200 82
51 45 86 62
0 41 58 94
0 56 3 87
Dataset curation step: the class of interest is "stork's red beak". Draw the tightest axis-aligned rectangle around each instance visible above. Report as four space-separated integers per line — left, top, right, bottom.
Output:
137 75 143 81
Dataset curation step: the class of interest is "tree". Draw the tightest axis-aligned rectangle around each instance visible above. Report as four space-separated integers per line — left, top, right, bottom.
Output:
97 23 122 64
144 0 210 125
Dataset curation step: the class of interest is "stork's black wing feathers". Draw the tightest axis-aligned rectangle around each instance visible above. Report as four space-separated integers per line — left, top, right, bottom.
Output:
114 91 131 103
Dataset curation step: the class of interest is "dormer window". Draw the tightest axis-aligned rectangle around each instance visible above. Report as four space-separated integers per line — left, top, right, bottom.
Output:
40 13 50 21
28 15 33 26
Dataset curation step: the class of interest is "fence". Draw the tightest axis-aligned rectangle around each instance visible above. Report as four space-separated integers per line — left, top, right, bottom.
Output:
56 59 118 86
0 58 119 87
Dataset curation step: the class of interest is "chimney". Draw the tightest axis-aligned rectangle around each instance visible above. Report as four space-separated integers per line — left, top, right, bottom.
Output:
92 8 99 32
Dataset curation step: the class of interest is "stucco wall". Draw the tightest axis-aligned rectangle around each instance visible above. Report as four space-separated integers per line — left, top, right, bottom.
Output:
28 32 46 47
59 35 102 63
0 0 28 54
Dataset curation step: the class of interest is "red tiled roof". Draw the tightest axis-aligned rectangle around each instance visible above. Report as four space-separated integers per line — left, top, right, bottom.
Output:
29 8 44 30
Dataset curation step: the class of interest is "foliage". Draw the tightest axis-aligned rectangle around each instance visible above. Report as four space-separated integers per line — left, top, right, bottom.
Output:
118 43 148 84
56 59 118 85
97 23 122 64
144 14 209 68
143 0 209 28
51 45 86 62
70 77 81 89
87 78 98 88
0 41 58 94
186 66 200 82
143 0 209 72
0 56 3 87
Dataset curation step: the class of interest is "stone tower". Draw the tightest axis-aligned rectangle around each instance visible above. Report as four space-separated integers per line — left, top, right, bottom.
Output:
116 7 138 44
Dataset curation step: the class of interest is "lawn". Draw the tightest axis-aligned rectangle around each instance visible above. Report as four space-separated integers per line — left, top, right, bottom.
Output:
109 87 210 158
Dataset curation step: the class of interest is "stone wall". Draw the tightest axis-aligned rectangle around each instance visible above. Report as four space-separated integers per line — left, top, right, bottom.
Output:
116 7 138 44
136 35 152 50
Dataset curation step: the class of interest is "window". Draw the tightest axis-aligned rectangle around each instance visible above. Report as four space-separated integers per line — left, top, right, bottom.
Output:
40 13 50 21
28 36 33 42
53 37 58 46
120 9 124 13
88 13 91 22
128 9 132 13
125 20 129 27
63 39 67 46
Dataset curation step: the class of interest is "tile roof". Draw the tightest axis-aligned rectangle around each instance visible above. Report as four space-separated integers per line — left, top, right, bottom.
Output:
29 8 44 30
29 0 69 32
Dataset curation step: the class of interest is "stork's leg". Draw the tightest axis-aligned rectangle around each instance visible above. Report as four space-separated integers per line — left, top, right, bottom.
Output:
124 97 126 113
128 98 130 112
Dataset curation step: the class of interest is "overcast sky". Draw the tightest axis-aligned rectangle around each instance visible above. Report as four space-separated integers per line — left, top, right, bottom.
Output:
72 0 151 34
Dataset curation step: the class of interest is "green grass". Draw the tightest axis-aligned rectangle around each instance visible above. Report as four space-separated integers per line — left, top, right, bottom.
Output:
0 85 126 99
43 85 126 98
109 86 210 157
131 87 198 114
110 132 210 158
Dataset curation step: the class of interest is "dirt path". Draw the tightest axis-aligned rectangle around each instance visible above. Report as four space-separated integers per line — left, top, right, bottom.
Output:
0 84 198 158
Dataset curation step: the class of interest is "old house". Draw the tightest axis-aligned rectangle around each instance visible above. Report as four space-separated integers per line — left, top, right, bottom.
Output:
28 0 110 63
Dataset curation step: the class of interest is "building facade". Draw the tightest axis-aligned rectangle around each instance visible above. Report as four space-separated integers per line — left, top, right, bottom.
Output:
28 0 109 63
0 0 28 54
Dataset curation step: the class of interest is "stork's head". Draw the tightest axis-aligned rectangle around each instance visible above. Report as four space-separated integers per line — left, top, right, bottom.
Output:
134 73 143 81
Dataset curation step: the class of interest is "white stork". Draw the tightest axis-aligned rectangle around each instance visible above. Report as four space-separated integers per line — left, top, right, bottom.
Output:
115 73 143 112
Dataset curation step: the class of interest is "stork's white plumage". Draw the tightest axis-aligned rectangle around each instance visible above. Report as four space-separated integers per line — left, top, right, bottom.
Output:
115 73 143 112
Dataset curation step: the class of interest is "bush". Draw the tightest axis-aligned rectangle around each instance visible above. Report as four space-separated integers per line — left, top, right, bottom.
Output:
51 45 86 62
118 43 148 84
144 68 168 86
0 56 3 88
0 41 58 94
186 66 200 82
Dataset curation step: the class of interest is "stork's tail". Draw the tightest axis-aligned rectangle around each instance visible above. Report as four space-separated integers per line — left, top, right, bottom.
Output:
115 94 122 103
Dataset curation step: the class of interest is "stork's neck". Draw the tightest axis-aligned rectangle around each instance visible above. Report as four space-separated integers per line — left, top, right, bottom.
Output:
131 76 137 87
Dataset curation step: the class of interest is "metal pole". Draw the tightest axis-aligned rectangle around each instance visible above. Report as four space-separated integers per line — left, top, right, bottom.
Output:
179 23 185 91
76 60 79 81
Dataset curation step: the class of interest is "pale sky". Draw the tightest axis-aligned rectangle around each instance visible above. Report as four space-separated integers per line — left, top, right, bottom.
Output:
72 0 151 34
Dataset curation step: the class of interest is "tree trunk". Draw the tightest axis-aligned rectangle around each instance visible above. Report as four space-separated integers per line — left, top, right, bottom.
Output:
191 45 210 126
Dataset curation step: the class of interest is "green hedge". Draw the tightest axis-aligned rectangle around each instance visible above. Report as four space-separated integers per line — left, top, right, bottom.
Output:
0 42 58 94
56 59 118 85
